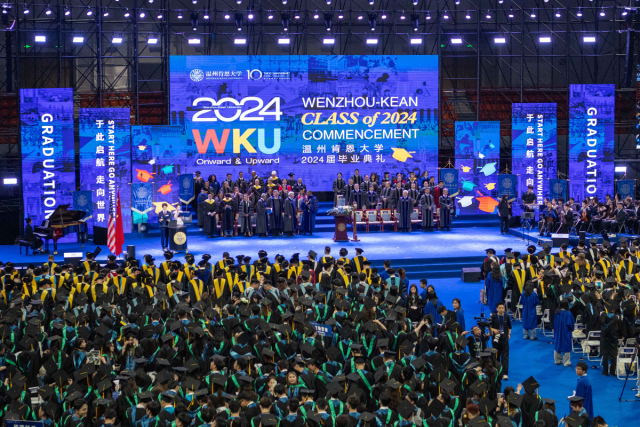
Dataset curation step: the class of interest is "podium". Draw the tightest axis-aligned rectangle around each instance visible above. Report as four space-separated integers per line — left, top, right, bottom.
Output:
329 213 350 242
168 225 188 252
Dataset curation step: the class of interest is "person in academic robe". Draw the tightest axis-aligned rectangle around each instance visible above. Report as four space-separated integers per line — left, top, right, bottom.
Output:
197 188 209 231
349 184 364 209
220 193 236 237
553 300 575 366
380 181 393 209
362 175 376 193
268 190 284 236
292 178 306 199
498 195 512 235
390 181 403 210
433 181 445 209
301 191 319 235
397 190 412 232
419 187 435 231
256 194 269 237
575 363 594 419
519 282 540 340
344 178 355 206
283 192 298 237
600 310 620 376
250 179 263 206
203 193 218 238
439 188 454 230
239 193 253 237
236 172 248 192
333 173 346 206
407 182 420 207
486 266 504 313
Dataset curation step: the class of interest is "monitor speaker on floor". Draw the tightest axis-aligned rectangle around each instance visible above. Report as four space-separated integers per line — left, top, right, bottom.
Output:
461 267 482 282
551 233 569 247
579 231 586 241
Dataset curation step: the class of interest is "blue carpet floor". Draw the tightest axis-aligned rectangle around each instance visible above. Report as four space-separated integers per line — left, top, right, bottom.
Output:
430 278 636 427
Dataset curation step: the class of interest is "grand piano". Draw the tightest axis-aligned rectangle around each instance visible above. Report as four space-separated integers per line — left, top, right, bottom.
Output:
34 204 89 254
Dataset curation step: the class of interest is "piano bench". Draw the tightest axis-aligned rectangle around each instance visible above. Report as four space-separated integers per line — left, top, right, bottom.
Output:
17 241 31 255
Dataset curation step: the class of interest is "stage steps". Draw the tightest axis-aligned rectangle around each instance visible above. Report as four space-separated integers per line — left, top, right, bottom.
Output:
369 255 486 279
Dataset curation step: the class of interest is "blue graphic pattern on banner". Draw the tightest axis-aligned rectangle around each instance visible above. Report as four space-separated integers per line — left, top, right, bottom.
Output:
498 175 518 198
455 121 501 215
549 179 568 201
179 174 194 204
512 103 557 205
616 180 635 200
168 55 439 190
440 169 459 196
569 84 615 200
20 88 75 227
131 183 154 224
72 191 93 222
79 108 132 233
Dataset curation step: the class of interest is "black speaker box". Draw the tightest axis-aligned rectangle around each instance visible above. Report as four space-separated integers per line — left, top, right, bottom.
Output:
127 245 136 261
461 267 482 282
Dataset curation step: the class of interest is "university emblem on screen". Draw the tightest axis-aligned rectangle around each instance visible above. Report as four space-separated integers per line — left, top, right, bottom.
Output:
190 69 204 82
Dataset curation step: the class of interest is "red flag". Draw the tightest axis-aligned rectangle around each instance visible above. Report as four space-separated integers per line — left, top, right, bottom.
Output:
108 190 125 256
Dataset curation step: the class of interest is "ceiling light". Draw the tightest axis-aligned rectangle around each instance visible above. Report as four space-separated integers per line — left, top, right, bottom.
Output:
148 36 158 44
622 10 629 16
338 14 343 19
23 3 29 14
35 35 46 42
451 38 463 44
203 12 209 19
294 14 300 19
282 0 287 4
86 7 93 16
73 36 84 43
139 11 145 18
485 12 492 19
157 13 163 19
426 13 432 20
234 38 246 45
381 14 387 20
615 166 627 173
358 14 363 20
248 13 254 20
577 9 583 17
327 0 331 4
313 14 319 19
64 7 70 16
555 10 561 18
494 37 506 44
3 178 17 185
583 36 596 43
224 13 230 19
539 36 551 43
465 12 471 19
366 38 378 45
178 12 184 19
188 38 200 44
112 35 123 43
323 38 335 44
530 11 536 18
124 9 130 17
45 5 52 15
443 12 449 20
267 14 273 20
508 10 514 18
400 13 405 20
278 38 290 45
599 9 605 17
410 38 422 45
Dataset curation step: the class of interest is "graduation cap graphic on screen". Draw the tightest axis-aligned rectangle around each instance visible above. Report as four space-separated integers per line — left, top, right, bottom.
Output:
161 164 175 174
484 183 496 190
158 181 173 195
138 145 147 151
391 148 415 162
461 178 477 192
478 162 497 176
458 196 475 207
136 169 156 182
460 165 471 172
476 191 499 213
153 202 177 214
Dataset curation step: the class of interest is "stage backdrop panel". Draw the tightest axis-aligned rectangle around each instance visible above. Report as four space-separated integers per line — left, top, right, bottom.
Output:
168 55 439 190
455 121 501 215
569 84 615 201
512 103 557 210
79 108 132 234
20 88 75 227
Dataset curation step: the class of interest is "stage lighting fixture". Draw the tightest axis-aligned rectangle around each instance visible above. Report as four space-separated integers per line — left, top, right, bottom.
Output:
235 13 243 31
369 13 377 31
64 7 70 16
327 0 331 4
103 9 109 17
443 11 449 20
35 35 46 42
400 13 406 20
224 13 230 19
599 9 605 17
530 11 536 18
178 12 184 19
381 13 387 20
577 9 583 17
282 0 287 4
294 14 300 19
370 0 375 5
278 38 290 45
465 12 471 19
191 12 198 30
124 9 130 17
539 36 551 43
192 0 197 4
508 10 514 18
615 166 627 173
148 36 158 44
313 14 319 19
248 12 254 20
237 0 241 3
3 178 17 185
358 14 363 20
494 37 506 44
112 35 123 43
23 3 28 14
148 0 153 2
73 36 84 43
485 12 491 19
555 10 561 18
451 38 463 44
426 13 432 20
338 13 343 19
499 0 503 3
366 38 378 45
1 5 7 14
234 38 247 45
623 10 629 16
410 13 419 31
281 13 290 31
45 5 52 15
188 38 200 44
410 38 422 45
267 13 273 19
324 13 333 31
157 13 163 19
139 11 145 18
413 0 418 5
583 36 596 43
86 7 93 16
323 38 335 45
455 0 460 4
203 11 209 19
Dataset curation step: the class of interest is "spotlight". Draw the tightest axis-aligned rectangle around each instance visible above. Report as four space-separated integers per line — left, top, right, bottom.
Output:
451 38 463 44
235 13 243 31
400 13 405 20
112 35 123 43
234 38 246 45
555 10 561 18
443 11 449 20
508 10 514 18
338 14 343 19
248 12 254 20
148 36 158 44
366 38 378 45
294 14 300 19
103 9 109 17
64 7 70 16
45 5 52 15
324 13 333 31
157 13 163 19
577 9 583 17
410 38 422 45
224 13 230 20
34 35 46 42
188 38 200 44
465 12 471 20
323 38 335 44
599 9 605 17
139 11 145 18
494 37 506 44
623 10 629 16
278 38 290 45
192 0 197 3
530 11 536 18
583 36 596 43
455 0 460 4
73 36 84 43
485 12 492 19
86 7 93 16
369 13 377 31
267 14 273 20
615 166 627 173
23 3 28 14
413 0 418 5
327 0 331 4
539 36 551 43
237 0 241 3
410 13 419 31
190 12 199 30
499 0 503 3
381 14 387 20
282 0 287 4
313 14 319 19
3 178 17 185
281 12 290 31
358 14 363 20
124 9 130 18
426 13 432 20
203 11 209 19
370 0 375 4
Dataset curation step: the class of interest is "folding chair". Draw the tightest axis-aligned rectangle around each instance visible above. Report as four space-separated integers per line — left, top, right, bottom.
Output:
365 210 380 232
584 331 602 362
379 209 397 232
353 210 368 232
504 290 512 314
626 338 637 347
541 309 553 337
410 208 421 231
534 305 543 329
572 323 586 353
617 347 638 380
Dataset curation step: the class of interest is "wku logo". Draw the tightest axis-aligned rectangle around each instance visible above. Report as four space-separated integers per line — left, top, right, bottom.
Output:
192 128 281 154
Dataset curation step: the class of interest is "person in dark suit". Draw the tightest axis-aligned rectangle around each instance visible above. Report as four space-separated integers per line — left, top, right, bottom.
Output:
23 217 44 252
352 169 364 186
498 195 512 235
158 203 173 251
610 201 628 233
558 202 575 234
332 173 346 206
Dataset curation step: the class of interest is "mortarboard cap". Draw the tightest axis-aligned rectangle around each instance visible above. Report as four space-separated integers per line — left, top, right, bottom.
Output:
522 376 539 394
397 401 416 420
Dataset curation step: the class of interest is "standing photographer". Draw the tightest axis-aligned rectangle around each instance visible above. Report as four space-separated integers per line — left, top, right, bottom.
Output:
490 301 512 380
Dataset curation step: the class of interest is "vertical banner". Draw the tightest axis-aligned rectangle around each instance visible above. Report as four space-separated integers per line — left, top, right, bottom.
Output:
616 180 635 200
511 103 557 206
455 121 501 215
131 183 154 224
72 191 93 222
178 174 194 204
569 84 615 201
79 108 132 234
20 88 75 226
636 65 640 149
549 179 568 201
440 168 459 196
497 174 518 199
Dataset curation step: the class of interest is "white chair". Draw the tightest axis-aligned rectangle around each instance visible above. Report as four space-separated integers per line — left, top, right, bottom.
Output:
626 338 637 347
541 309 553 336
504 290 513 314
617 347 637 380
572 323 586 353
584 331 602 362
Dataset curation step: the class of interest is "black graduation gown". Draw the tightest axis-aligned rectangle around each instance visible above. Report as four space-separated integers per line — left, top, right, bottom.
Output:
366 191 378 209
283 197 297 234
600 316 620 360
203 200 218 236
439 195 453 228
239 200 253 234
267 197 283 232
420 194 435 229
197 193 207 228
397 197 412 230
220 198 236 233
380 186 392 209
256 199 269 235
